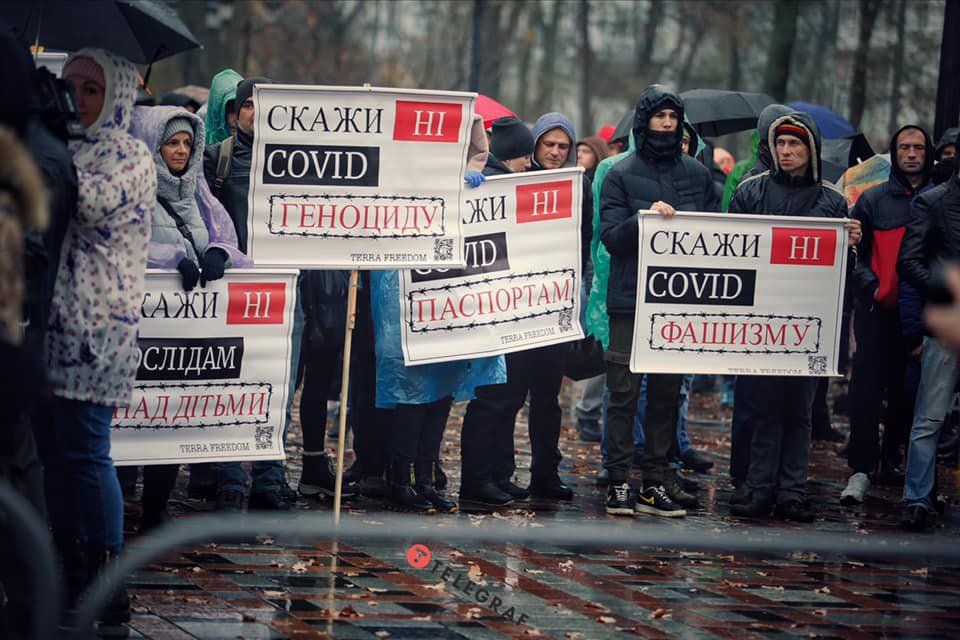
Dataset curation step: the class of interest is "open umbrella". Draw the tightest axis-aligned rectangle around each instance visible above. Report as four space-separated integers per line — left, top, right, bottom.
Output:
679 89 777 137
5 0 201 64
787 101 855 139
475 94 516 130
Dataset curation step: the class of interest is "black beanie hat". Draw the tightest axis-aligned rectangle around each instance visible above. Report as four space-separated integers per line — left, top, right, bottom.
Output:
234 76 272 116
491 117 534 162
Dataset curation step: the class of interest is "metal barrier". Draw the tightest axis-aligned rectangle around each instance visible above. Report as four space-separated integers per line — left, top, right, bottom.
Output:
73 511 960 633
0 483 61 640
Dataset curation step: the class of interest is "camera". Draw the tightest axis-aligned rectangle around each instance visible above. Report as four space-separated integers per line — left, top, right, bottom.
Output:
33 67 85 141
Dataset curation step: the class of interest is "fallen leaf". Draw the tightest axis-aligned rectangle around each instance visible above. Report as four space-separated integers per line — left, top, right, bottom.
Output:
191 566 202 573
468 564 483 579
813 609 827 616
374 632 391 638
291 561 310 574
412 615 432 621
597 615 616 624
422 582 446 592
362 520 385 525
649 608 667 619
815 586 831 594
565 633 584 639
911 568 929 577
761 585 785 592
262 590 287 598
524 569 545 575
558 560 575 572
367 587 388 593
339 605 362 618
723 579 748 588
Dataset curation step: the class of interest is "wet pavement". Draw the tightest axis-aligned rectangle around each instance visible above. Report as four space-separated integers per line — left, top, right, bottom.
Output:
121 381 960 639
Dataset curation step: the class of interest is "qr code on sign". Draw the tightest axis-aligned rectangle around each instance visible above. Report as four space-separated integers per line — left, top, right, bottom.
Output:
433 238 454 261
254 426 274 451
558 308 573 331
807 356 827 375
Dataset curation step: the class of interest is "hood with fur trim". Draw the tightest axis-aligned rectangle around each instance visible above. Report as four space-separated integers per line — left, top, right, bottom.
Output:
767 112 824 183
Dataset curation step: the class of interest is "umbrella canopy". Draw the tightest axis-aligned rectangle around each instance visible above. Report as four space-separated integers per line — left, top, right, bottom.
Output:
169 84 210 104
679 89 777 137
475 94 516 130
822 132 875 172
5 0 200 64
787 101 856 139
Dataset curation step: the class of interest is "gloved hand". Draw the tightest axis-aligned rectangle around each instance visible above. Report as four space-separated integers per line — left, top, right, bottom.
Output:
200 248 228 287
177 257 200 292
464 170 486 188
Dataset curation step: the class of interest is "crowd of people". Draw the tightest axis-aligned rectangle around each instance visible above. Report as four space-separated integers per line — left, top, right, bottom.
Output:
1 25 959 638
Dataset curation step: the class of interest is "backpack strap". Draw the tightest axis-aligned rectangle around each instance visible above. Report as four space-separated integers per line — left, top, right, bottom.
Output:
157 196 202 260
213 135 234 199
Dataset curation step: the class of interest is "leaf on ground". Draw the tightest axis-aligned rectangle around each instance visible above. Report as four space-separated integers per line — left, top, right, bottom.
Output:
565 633 585 639
412 615 433 621
374 631 391 638
597 615 617 624
262 590 287 598
558 560 575 572
367 587 388 593
813 609 828 616
467 564 483 579
362 520 385 525
191 566 202 573
761 585 785 592
815 586 831 594
911 567 929 577
649 608 667 619
723 579 748 588
339 605 362 618
291 561 310 574
524 568 545 575
422 582 446 592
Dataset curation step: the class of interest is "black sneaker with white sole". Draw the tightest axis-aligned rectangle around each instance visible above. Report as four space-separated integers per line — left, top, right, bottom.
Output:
634 485 687 518
605 482 634 515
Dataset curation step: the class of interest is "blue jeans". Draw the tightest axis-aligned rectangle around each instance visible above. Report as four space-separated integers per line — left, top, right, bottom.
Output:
43 397 123 552
600 374 693 459
215 293 304 493
904 337 958 509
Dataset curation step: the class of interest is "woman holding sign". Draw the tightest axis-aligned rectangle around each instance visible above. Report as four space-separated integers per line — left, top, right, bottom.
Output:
126 105 250 529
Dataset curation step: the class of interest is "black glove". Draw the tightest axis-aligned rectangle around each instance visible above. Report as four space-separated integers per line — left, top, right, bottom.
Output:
177 257 200 292
200 248 227 287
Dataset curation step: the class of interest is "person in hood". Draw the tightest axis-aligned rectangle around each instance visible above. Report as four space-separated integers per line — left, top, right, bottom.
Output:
124 105 252 529
896 129 960 531
931 127 959 186
599 85 719 519
722 103 793 211
577 135 610 180
204 68 243 147
484 116 533 176
459 111 591 511
45 47 156 633
840 124 934 507
727 112 853 523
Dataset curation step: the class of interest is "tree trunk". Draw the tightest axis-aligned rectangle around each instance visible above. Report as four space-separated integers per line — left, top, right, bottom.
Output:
887 0 907 134
534 0 564 117
727 6 742 91
470 0 485 92
579 0 592 136
677 13 707 90
848 0 883 130
763 0 800 102
516 9 536 119
637 0 664 81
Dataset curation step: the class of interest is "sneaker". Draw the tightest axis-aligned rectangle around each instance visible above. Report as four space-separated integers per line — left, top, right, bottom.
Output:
605 482 634 516
775 500 815 523
840 472 869 505
216 489 245 512
635 485 687 518
899 505 929 532
577 418 602 443
680 448 714 473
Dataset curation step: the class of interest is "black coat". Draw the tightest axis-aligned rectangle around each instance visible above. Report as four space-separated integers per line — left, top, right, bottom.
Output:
897 174 960 296
299 270 350 354
599 85 720 315
204 128 253 252
482 154 512 177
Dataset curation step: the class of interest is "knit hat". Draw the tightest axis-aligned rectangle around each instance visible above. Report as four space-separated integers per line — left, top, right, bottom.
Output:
774 122 810 148
490 117 534 161
161 116 194 146
234 76 272 115
63 56 105 89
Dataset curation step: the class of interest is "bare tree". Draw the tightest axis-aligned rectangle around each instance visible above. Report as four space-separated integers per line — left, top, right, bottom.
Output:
849 0 883 129
763 0 800 101
887 0 907 134
636 0 665 83
728 5 743 91
532 0 564 117
579 0 593 135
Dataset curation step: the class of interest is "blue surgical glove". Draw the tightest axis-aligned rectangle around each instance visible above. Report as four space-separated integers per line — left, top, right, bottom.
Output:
464 170 486 189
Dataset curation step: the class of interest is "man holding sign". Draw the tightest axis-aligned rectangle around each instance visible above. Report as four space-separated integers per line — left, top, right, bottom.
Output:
599 85 719 518
728 112 852 521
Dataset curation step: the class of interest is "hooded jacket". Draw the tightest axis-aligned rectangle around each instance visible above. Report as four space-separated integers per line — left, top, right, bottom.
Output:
204 122 254 252
729 112 847 221
722 104 792 211
130 106 250 271
897 174 960 296
936 127 959 162
47 48 157 407
599 85 720 315
851 125 934 308
204 69 242 147
530 112 593 271
576 136 609 179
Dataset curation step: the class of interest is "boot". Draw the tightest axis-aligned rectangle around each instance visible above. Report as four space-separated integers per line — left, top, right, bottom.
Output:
432 461 448 491
85 548 130 638
53 533 89 631
415 460 457 514
387 460 435 514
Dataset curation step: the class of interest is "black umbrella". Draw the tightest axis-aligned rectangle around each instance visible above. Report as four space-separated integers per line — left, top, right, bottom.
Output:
5 0 201 64
610 111 633 146
821 133 875 169
679 89 777 137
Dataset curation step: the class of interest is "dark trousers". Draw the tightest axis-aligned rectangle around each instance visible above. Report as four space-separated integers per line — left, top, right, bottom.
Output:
730 376 760 485
116 464 179 515
847 304 910 473
300 346 341 453
811 378 831 435
350 273 392 478
744 376 816 503
460 346 565 489
391 397 453 465
603 314 680 486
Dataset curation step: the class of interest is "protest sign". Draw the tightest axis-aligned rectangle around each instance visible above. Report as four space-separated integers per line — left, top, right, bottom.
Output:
111 270 297 465
631 211 847 376
398 168 584 365
248 84 476 268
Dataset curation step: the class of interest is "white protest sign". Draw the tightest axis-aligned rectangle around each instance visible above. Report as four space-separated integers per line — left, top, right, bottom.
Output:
111 270 297 465
248 84 476 268
631 211 847 376
398 168 584 365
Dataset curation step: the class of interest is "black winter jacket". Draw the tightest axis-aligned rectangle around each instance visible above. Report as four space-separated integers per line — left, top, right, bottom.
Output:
897 174 960 296
600 85 720 314
482 153 512 177
851 124 934 308
204 128 253 252
300 270 350 354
